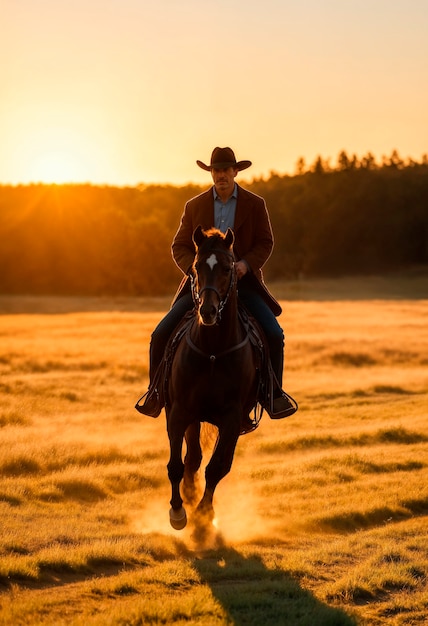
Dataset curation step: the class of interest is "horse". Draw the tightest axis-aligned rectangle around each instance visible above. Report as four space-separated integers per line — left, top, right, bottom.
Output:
166 225 260 533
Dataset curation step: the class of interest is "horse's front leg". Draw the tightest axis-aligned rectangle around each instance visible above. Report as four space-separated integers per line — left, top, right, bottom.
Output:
167 409 188 530
195 417 240 525
183 421 202 506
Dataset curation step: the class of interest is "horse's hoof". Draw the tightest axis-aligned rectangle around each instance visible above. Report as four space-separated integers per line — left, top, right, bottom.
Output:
169 506 187 530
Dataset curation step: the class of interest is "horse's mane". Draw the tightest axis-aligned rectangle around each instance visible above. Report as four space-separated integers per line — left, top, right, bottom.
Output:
197 228 229 252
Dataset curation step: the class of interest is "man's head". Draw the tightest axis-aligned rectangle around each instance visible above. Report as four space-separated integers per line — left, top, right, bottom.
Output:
197 147 251 197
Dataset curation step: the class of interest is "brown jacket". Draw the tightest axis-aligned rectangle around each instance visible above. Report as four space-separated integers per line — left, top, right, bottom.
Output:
171 185 282 316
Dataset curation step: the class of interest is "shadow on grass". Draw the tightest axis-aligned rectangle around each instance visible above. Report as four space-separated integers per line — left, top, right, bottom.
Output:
192 545 357 626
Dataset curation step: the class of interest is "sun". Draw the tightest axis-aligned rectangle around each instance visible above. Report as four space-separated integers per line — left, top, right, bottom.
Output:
30 150 86 184
23 125 97 184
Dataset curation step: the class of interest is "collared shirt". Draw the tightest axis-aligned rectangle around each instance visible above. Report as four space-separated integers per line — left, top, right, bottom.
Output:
213 184 238 233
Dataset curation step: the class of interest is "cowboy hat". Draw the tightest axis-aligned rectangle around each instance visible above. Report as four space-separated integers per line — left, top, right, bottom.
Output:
196 147 252 171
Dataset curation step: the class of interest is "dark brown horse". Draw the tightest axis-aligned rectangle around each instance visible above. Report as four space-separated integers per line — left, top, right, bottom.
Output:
166 226 259 532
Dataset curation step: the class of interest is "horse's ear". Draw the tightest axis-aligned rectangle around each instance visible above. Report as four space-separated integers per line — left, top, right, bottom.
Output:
224 228 234 249
193 225 205 248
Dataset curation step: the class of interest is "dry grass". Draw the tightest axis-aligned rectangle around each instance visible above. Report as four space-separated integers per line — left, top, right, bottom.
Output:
0 278 427 625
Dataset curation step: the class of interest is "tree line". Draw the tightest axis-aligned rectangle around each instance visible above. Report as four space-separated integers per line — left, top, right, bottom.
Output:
1 150 427 296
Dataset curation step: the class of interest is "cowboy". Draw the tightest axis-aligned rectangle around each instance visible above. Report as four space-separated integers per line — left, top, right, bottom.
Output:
137 147 296 419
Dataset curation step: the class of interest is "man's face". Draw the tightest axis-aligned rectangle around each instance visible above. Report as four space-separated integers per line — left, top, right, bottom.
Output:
211 166 238 196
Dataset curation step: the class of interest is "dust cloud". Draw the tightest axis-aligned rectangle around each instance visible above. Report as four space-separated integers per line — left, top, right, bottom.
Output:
128 471 279 551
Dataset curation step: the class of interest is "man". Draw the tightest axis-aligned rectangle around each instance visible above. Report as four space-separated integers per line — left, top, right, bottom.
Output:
137 147 296 419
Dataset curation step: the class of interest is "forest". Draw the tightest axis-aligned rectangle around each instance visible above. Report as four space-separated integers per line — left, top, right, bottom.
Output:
1 150 427 296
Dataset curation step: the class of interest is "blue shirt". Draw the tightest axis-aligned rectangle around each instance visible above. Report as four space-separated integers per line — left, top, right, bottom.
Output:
213 184 238 233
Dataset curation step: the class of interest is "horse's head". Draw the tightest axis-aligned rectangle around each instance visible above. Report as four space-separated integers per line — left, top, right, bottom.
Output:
192 225 235 326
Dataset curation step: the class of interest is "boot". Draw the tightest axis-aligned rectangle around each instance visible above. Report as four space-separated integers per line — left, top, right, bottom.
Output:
135 338 166 418
263 360 298 419
135 386 163 417
270 391 298 419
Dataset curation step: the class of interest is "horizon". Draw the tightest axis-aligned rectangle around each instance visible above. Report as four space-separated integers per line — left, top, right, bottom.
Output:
0 146 426 189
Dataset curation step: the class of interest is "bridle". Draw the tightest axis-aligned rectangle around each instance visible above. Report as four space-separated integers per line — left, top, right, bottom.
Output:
188 247 250 365
190 248 236 323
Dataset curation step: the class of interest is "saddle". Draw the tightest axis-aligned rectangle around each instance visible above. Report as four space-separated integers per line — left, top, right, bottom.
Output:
142 306 295 432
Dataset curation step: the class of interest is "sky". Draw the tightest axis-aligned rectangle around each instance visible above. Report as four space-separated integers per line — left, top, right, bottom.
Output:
1 0 428 186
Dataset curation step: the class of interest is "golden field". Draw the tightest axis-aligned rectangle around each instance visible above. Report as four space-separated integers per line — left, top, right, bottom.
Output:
0 277 427 625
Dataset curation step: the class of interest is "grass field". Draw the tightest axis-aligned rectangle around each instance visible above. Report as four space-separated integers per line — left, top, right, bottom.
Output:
0 276 427 625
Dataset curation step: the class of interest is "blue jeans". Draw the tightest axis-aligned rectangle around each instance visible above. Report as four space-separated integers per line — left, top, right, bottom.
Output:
150 293 194 378
149 286 285 386
238 283 284 386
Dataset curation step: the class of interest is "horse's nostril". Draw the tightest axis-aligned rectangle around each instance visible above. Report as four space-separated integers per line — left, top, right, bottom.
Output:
201 301 216 314
201 305 216 318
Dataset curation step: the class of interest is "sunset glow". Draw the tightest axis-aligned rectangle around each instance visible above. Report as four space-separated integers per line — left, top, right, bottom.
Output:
22 128 94 184
2 0 428 186
29 151 84 185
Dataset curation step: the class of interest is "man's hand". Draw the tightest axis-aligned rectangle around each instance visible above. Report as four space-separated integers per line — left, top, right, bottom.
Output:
235 260 249 279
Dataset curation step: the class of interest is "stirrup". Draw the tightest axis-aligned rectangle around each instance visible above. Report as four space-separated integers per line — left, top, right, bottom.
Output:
240 404 263 436
264 364 298 419
135 387 162 418
268 391 298 419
